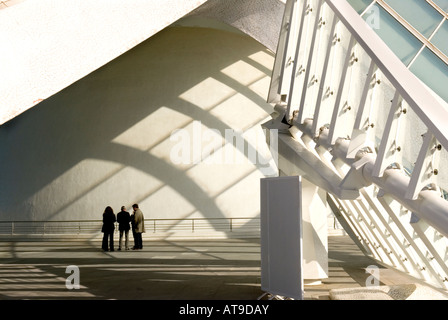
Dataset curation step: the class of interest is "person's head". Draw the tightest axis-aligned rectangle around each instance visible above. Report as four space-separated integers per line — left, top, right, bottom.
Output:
105 206 113 214
121 206 126 211
132 204 138 211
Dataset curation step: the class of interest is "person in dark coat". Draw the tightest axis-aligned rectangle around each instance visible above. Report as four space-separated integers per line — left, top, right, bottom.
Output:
117 206 131 250
101 206 116 251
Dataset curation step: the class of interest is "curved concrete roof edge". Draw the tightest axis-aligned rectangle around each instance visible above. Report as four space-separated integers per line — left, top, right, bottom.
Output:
0 0 285 125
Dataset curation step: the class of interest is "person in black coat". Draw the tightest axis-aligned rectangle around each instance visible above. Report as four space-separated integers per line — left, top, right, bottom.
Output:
117 206 131 250
101 206 116 251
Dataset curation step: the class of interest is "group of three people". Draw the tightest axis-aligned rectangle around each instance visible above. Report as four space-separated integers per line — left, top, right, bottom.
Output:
101 204 145 251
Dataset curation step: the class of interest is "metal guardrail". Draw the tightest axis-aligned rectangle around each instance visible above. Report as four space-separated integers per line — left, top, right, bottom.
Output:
0 217 260 236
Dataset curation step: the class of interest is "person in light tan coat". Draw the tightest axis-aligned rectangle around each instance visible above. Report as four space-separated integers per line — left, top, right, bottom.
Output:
132 204 145 249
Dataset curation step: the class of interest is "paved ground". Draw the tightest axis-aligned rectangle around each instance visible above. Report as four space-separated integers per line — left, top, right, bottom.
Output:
0 235 437 300
0 237 262 300
303 235 420 299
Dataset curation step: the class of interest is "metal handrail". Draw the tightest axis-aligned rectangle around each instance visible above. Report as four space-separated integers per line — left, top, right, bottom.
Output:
0 217 260 236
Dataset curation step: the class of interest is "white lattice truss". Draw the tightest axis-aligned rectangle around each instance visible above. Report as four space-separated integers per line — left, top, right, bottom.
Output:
264 0 448 290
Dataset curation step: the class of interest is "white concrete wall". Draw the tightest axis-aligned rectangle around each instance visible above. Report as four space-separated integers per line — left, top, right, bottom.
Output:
186 0 286 52
0 0 210 125
0 23 277 237
0 0 286 126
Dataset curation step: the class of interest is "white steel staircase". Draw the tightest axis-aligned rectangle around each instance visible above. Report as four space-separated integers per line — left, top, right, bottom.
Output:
264 0 448 291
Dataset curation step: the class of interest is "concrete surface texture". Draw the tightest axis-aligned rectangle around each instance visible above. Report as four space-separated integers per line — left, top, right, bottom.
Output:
0 25 277 225
0 238 262 300
329 283 448 300
0 0 208 124
1 235 445 300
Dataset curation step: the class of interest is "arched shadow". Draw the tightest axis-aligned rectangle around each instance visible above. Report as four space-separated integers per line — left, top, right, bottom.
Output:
0 23 277 235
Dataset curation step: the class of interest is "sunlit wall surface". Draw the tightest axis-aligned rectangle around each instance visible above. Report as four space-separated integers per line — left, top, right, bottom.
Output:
0 22 277 237
347 0 448 103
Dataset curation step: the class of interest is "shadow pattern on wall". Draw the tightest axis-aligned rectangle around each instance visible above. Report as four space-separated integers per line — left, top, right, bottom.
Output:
0 23 277 236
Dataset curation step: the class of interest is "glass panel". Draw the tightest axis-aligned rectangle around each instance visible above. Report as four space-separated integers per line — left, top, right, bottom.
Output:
432 0 448 12
399 101 427 176
331 42 372 143
312 4 340 131
409 47 448 103
431 20 448 57
289 0 319 119
280 0 307 98
346 0 373 14
385 0 443 38
371 73 396 153
364 4 423 66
